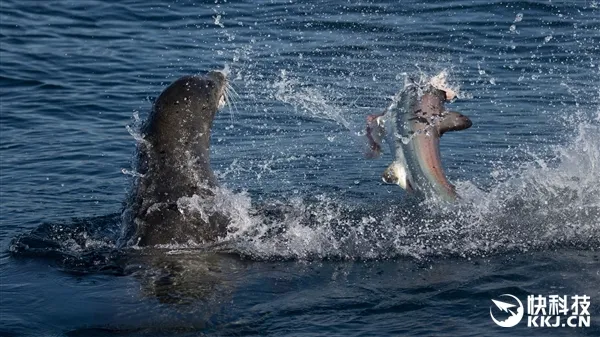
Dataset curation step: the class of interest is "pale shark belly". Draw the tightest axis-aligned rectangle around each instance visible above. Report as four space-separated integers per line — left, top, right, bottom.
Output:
403 132 457 202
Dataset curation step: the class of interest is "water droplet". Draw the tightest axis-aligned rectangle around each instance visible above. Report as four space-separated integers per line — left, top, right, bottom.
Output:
514 13 523 23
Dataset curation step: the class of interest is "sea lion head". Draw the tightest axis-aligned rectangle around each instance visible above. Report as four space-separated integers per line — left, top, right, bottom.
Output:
145 71 228 138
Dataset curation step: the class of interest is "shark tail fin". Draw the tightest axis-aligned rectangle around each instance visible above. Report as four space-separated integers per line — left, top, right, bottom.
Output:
437 111 472 136
382 161 413 192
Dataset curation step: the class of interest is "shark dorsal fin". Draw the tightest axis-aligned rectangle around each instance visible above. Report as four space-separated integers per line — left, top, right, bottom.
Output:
437 111 472 136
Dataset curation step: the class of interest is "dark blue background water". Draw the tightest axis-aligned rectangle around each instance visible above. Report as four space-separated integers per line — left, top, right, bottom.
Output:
1 0 599 336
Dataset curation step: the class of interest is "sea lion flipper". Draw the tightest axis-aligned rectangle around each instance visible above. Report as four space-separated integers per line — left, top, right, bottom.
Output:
437 111 472 136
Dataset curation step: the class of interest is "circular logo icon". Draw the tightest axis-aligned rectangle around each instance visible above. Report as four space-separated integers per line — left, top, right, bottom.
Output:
490 294 524 327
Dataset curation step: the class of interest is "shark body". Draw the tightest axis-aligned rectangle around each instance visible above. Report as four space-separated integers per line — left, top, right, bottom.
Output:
366 77 472 202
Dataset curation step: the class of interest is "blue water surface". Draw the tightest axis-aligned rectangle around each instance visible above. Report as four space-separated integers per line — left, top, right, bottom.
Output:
1 0 599 336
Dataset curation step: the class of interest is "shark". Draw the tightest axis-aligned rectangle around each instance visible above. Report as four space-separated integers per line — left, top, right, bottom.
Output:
365 73 472 202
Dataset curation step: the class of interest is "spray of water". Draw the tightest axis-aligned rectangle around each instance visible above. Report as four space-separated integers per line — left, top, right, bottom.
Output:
222 113 599 260
11 69 598 263
208 70 600 260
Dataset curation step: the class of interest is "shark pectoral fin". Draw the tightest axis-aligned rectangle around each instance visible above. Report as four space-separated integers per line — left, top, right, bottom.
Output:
437 111 473 136
365 113 387 159
382 161 409 190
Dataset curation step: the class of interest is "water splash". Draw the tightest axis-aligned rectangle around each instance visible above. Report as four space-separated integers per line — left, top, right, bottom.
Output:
272 70 356 130
115 71 598 260
222 106 600 260
11 76 600 264
10 119 599 263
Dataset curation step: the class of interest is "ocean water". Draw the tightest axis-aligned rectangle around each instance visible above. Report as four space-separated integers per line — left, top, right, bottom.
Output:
1 0 599 336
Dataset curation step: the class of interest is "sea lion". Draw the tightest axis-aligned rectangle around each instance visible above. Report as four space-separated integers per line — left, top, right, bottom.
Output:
121 71 230 246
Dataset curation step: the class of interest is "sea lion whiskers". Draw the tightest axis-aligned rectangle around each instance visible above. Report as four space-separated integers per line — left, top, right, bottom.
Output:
226 82 241 101
224 82 241 119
